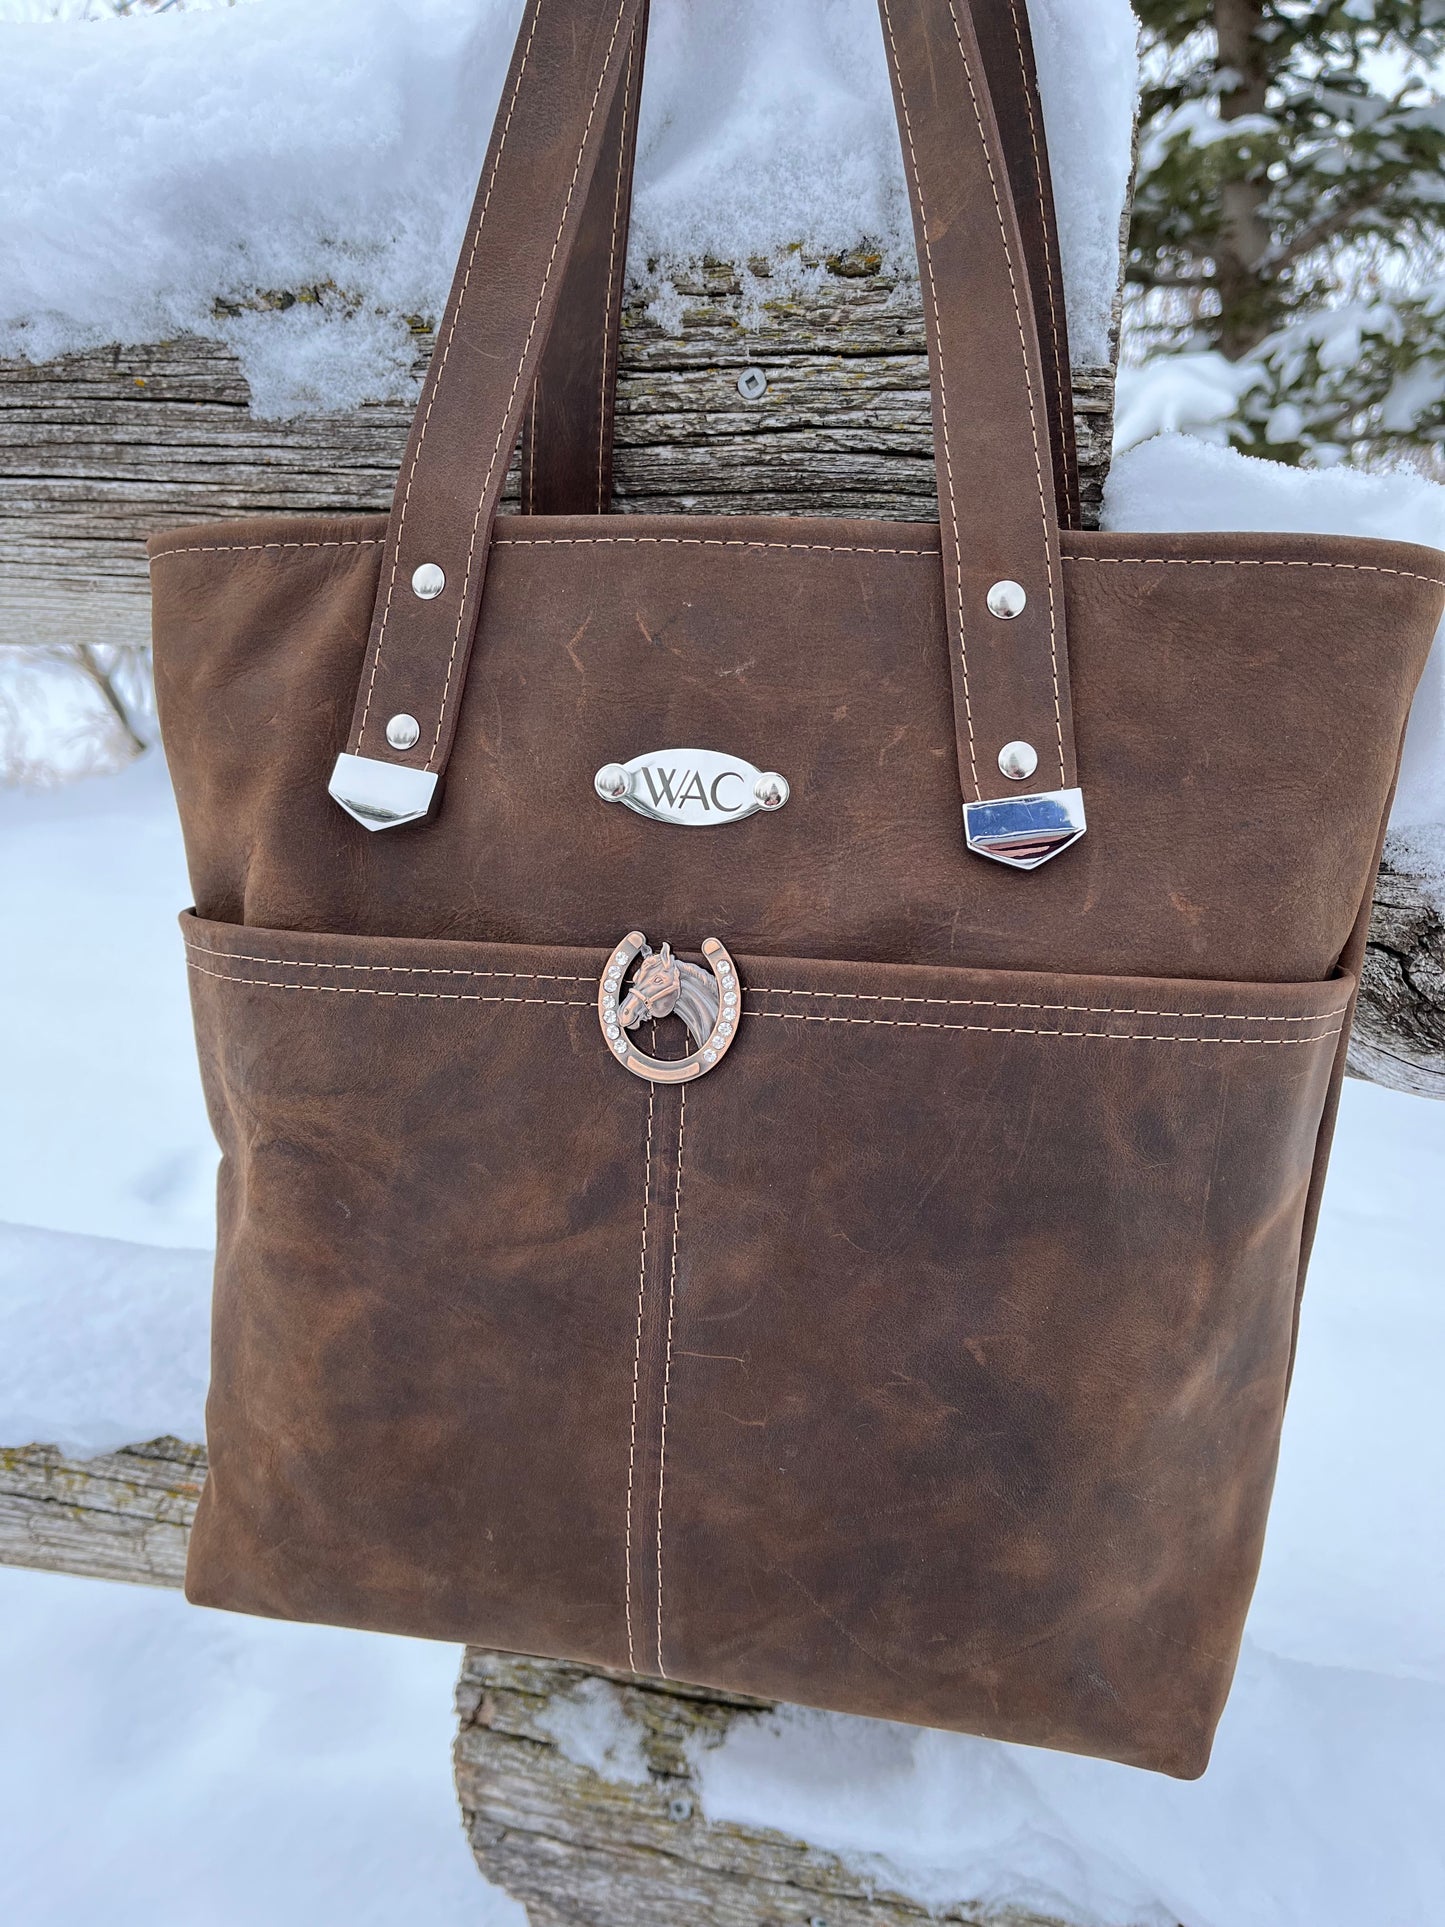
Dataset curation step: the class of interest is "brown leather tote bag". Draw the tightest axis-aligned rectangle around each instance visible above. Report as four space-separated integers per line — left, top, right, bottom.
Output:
150 0 1444 1778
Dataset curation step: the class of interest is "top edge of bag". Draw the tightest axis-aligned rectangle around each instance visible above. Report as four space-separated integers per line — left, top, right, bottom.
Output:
144 511 1445 587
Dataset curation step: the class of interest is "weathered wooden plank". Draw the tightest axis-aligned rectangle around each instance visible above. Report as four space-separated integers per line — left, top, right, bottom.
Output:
454 1648 1071 1927
1353 850 1445 1098
0 1437 202 1589
0 263 1117 659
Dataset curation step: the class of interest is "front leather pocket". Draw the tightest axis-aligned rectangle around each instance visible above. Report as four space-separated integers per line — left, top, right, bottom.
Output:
181 913 1348 1777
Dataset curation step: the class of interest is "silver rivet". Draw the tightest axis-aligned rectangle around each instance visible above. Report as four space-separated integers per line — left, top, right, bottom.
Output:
595 763 631 802
998 740 1039 781
737 366 768 401
385 713 421 751
986 579 1027 620
411 562 446 600
753 772 789 811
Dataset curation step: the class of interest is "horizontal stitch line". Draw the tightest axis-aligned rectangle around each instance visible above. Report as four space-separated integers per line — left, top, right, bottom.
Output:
491 535 938 556
144 538 1444 591
185 962 1341 1043
185 960 589 1007
148 538 386 563
1063 555 1445 590
183 946 1344 1027
745 986 1350 1024
745 1008 1344 1046
183 941 591 983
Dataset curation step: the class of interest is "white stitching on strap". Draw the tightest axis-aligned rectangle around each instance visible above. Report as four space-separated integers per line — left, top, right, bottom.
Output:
944 0 1065 789
877 0 978 800
425 0 634 770
1005 0 1071 527
599 23 636 514
356 0 547 753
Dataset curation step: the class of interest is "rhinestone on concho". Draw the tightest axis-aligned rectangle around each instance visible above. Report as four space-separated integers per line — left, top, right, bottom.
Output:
598 930 741 1084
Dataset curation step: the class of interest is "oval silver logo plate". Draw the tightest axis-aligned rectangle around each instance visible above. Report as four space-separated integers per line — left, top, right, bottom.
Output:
594 749 789 827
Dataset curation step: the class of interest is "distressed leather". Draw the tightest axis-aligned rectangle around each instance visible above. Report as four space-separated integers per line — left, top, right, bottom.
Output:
150 0 1445 1779
181 915 1348 1777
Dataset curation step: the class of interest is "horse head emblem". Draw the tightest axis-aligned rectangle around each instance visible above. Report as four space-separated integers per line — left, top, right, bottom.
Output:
599 931 741 1084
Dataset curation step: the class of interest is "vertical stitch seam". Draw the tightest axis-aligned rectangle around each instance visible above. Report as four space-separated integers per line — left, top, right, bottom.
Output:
1005 0 1072 530
356 0 546 751
654 1085 685 1681
426 0 633 768
623 1081 655 1675
599 23 635 514
945 0 1066 788
878 0 979 800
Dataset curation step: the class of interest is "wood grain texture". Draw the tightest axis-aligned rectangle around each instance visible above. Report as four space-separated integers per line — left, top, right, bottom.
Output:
0 263 1115 656
1353 849 1445 1098
0 1437 202 1588
454 1647 1071 1927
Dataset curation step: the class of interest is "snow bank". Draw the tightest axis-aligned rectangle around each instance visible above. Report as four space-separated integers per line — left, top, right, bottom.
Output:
0 1224 210 1455
1104 434 1445 834
0 0 1137 414
0 1565 515 1927
0 753 215 1249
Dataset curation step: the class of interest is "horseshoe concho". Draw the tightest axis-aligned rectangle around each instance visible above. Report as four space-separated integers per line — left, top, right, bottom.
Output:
598 931 741 1084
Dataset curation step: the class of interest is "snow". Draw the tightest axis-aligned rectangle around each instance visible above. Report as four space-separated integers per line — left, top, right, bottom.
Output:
534 1674 652 1786
3 758 1440 1927
0 0 1138 415
1104 432 1445 835
0 754 214 1249
0 1564 519 1927
0 1225 209 1458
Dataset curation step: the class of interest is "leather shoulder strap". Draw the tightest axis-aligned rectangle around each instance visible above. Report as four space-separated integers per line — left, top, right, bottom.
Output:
967 0 1080 530
330 0 646 829
331 0 1083 868
525 0 1079 531
521 3 648 516
878 0 1079 832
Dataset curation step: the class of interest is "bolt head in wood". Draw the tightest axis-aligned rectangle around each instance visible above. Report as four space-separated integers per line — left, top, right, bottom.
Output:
736 366 768 401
